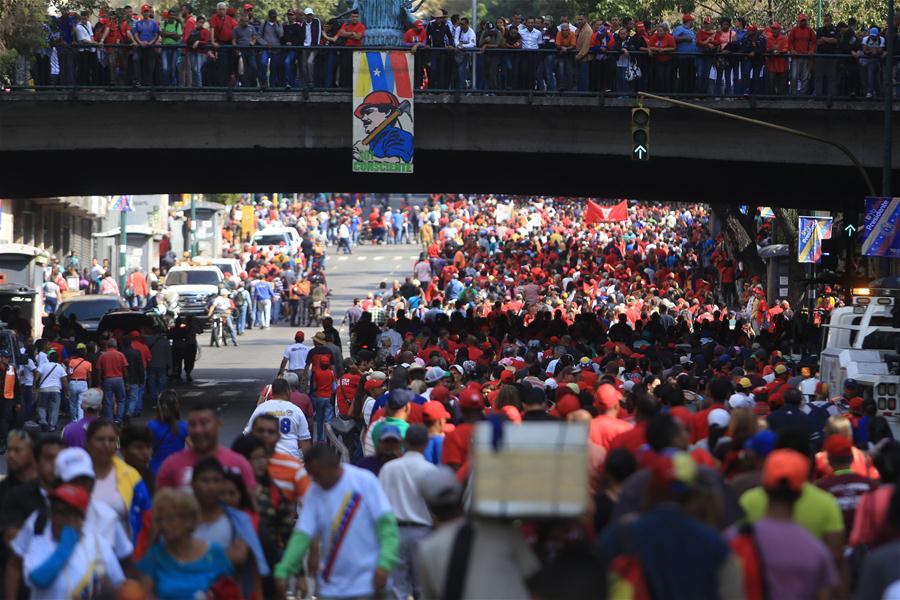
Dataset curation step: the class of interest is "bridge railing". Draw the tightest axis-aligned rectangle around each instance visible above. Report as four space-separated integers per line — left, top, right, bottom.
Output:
14 44 899 101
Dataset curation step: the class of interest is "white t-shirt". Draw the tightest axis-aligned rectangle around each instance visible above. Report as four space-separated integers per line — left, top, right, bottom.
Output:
18 358 36 386
93 469 128 526
244 399 311 459
35 362 66 392
296 464 393 598
283 343 310 371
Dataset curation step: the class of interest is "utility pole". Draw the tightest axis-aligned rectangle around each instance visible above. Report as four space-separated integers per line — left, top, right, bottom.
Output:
884 0 895 199
471 0 477 87
118 201 127 296
190 193 197 256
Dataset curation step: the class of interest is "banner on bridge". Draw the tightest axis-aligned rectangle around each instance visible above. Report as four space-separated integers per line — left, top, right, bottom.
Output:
797 216 832 263
352 51 414 174
862 197 900 258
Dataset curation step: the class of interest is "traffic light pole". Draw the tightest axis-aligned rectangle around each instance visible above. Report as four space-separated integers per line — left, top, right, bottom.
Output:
635 92 876 197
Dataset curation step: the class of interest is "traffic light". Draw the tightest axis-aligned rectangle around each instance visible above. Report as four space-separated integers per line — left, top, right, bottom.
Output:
631 108 650 161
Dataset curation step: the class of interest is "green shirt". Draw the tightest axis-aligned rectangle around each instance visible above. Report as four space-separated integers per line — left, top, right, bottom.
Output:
740 482 844 538
371 417 409 447
161 20 182 45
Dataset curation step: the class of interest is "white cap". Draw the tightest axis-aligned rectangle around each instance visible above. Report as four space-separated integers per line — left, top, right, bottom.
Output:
55 447 95 482
425 366 449 384
368 370 388 381
304 7 314 14
708 408 731 429
544 378 559 390
80 388 103 410
728 393 754 410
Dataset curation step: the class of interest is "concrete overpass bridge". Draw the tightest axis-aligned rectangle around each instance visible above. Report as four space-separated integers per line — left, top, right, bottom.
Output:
1 90 896 209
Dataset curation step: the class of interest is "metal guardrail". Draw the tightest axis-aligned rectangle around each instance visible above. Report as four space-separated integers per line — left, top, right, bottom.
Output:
14 44 900 101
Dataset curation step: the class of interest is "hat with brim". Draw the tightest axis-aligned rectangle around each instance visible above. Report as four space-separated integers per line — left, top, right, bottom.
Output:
354 90 400 120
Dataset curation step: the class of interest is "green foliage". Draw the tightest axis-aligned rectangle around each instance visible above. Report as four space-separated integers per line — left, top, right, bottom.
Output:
190 0 337 19
0 0 50 53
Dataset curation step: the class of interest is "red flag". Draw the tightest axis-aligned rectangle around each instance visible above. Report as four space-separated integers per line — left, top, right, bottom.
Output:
585 200 628 224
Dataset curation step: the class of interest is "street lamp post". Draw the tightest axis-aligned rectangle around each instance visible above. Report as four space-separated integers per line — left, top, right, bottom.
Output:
119 201 127 296
884 0 895 198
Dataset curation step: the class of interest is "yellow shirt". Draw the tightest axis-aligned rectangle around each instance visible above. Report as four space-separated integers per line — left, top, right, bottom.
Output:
739 483 844 538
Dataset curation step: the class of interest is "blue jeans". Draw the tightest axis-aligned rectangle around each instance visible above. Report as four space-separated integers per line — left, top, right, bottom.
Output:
191 53 205 87
577 62 590 91
68 379 87 421
102 377 126 421
45 296 57 314
161 47 178 86
283 49 298 87
456 53 471 90
21 387 34 424
146 366 167 410
325 51 338 88
541 54 557 91
37 391 61 430
236 303 248 333
272 297 282 323
260 49 280 86
312 395 334 442
126 383 144 417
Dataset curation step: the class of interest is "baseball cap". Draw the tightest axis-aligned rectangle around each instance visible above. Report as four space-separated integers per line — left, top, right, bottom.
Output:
304 6 314 14
682 13 694 22
824 434 853 458
550 395 581 418
499 369 515 384
50 484 90 514
76 342 87 351
368 370 388 381
870 26 880 35
849 396 865 412
379 424 402 442
844 378 860 388
708 408 730 429
294 330 305 342
771 22 782 29
728 393 754 410
797 13 808 20
762 449 809 492
773 364 788 375
430 384 450 403
744 429 777 458
141 3 151 11
364 378 384 393
387 388 414 410
594 383 622 411
129 330 141 339
55 447 95 482
80 388 103 410
243 3 253 9
419 466 463 507
425 366 450 384
423 400 451 421
459 387 483 409
737 377 752 390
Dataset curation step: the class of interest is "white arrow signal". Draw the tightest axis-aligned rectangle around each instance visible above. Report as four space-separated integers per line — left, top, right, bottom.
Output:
634 145 647 159
845 224 857 235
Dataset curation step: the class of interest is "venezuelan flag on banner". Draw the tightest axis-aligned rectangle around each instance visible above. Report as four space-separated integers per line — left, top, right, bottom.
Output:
352 51 415 174
758 206 775 219
798 216 832 263
109 195 134 212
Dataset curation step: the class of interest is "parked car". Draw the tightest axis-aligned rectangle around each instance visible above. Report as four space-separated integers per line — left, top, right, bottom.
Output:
97 310 169 339
57 295 129 332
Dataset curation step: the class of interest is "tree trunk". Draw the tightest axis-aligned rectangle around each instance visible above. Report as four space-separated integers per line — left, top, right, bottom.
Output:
710 203 766 279
773 207 809 307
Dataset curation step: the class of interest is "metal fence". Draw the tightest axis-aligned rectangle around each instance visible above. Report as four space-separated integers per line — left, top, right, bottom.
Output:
15 44 900 100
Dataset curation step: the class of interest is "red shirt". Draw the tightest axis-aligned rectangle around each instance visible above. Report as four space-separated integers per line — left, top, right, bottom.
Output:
311 366 334 398
609 421 648 455
131 340 151 368
403 27 426 44
96 349 129 379
589 415 633 450
340 22 366 47
788 25 816 53
182 14 196 44
442 422 475 468
209 14 237 43
691 402 726 443
647 32 676 62
336 372 360 417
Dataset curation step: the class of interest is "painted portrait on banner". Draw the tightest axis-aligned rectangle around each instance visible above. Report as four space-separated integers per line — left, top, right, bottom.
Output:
352 51 414 174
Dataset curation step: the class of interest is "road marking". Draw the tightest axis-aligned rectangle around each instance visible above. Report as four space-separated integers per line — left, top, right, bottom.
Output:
183 391 203 398
222 390 240 397
393 256 403 261
357 256 368 261
337 256 349 262
374 256 385 261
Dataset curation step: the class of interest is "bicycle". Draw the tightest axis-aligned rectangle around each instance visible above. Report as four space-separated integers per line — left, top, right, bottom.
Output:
209 314 226 347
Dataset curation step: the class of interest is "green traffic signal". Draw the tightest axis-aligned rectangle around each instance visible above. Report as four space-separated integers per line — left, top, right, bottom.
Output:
631 107 650 161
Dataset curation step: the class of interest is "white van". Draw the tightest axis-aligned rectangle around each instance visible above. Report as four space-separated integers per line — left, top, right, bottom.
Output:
251 227 302 255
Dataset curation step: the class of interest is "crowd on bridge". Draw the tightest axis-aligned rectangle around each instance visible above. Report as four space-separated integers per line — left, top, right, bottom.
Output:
5 192 900 599
26 1 900 98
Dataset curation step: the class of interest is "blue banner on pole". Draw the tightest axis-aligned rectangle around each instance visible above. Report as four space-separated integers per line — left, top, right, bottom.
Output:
862 197 900 258
110 195 134 212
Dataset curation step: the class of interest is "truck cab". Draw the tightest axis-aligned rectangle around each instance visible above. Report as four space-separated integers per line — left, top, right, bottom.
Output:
820 286 900 437
0 244 50 340
163 262 224 321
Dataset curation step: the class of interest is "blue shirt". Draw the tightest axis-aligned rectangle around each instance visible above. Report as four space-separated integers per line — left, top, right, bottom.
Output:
254 280 274 301
148 419 188 474
672 24 698 53
133 18 160 42
445 278 463 301
59 15 77 44
138 541 232 600
424 435 444 465
370 125 413 163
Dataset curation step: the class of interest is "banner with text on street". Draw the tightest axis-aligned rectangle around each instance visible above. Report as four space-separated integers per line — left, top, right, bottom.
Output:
352 51 414 174
862 197 900 258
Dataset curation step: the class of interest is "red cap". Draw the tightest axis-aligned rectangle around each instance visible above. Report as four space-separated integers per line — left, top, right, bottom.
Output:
128 330 141 339
226 7 236 15
294 330 305 342
824 434 853 458
459 387 484 409
499 370 515 384
594 383 623 411
682 13 694 22
51 484 90 513
430 384 450 403
423 400 451 421
141 3 151 11
354 90 401 120
771 22 781 29
762 449 809 492
849 396 865 412
243 3 253 9
549 394 581 418
414 19 423 27
797 13 808 21
364 379 384 393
